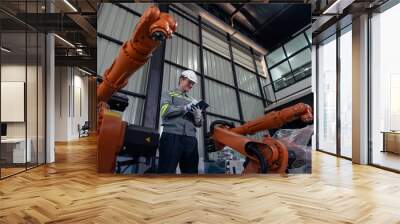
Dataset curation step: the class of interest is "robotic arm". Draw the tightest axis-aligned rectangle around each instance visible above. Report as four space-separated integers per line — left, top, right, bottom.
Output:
97 7 176 103
97 6 177 173
208 103 313 175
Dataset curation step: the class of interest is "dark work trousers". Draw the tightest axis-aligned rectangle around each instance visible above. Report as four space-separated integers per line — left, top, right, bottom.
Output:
157 132 199 174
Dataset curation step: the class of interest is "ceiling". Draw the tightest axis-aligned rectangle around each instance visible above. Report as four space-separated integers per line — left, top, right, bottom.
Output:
310 0 390 43
0 0 98 73
1 32 45 64
199 3 312 51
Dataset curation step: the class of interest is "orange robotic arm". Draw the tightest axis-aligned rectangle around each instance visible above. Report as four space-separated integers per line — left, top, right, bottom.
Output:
97 6 177 173
209 103 313 175
97 6 177 102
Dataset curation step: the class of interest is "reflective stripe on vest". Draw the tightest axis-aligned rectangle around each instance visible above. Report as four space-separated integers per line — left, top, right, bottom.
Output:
160 103 169 116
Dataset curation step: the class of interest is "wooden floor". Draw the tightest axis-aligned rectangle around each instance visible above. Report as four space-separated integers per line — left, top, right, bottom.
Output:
1 136 400 223
1 167 26 178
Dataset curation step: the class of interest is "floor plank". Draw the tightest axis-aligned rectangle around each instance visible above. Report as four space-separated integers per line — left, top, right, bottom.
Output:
0 135 399 223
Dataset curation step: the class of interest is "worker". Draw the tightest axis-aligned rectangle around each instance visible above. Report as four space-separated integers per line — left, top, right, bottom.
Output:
158 70 203 174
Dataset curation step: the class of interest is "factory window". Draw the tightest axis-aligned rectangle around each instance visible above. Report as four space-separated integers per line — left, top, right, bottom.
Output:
288 48 311 81
284 34 308 57
266 47 286 67
265 27 312 92
305 28 312 43
270 61 294 90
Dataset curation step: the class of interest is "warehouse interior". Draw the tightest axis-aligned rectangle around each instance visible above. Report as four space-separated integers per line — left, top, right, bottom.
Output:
97 3 313 174
0 0 400 223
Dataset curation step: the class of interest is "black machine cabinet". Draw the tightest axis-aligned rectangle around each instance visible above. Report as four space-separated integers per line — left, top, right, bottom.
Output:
123 125 160 155
116 125 160 174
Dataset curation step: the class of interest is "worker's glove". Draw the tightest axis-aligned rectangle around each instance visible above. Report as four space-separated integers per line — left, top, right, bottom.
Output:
183 102 195 112
191 105 203 123
184 100 198 112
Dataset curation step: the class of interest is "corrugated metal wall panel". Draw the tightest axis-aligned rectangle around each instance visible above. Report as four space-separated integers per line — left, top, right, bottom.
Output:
202 29 230 59
122 96 145 125
165 35 200 72
97 4 112 35
203 49 234 85
205 79 240 119
120 3 153 15
97 4 140 42
232 47 255 72
97 38 120 77
235 65 260 96
170 10 199 43
97 38 149 95
98 3 152 127
240 92 264 121
122 62 149 95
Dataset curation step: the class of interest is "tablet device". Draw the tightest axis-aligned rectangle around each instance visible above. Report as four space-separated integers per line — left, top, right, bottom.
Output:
195 100 209 111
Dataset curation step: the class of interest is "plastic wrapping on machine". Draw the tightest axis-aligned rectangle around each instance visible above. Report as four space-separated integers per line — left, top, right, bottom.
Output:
205 147 246 174
272 125 313 173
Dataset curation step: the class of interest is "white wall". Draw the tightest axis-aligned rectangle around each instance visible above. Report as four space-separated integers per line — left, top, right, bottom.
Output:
72 73 89 138
1 63 46 164
55 67 69 141
1 65 26 136
1 65 39 137
54 67 89 141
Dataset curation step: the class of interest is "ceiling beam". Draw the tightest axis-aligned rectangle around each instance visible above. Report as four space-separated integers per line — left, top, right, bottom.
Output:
55 55 96 70
66 13 96 47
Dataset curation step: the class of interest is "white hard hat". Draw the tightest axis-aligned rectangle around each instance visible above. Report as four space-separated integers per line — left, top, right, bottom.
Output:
180 70 197 84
